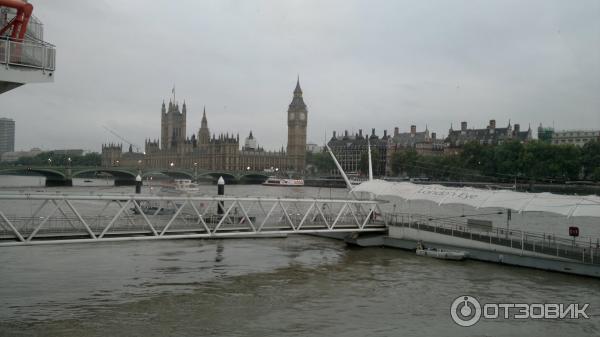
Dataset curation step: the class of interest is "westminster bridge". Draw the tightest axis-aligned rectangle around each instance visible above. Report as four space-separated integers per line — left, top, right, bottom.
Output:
0 165 271 186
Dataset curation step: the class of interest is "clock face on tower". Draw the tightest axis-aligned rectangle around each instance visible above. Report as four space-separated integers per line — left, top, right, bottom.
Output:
289 112 295 120
299 112 305 120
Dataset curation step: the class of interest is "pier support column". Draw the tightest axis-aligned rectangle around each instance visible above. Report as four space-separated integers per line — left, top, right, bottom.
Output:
217 176 225 215
135 174 142 194
65 166 73 186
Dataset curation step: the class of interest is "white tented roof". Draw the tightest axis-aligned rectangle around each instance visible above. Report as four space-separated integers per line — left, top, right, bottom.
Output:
352 180 600 217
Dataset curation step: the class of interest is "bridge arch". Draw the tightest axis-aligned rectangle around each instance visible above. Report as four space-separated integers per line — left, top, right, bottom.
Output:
200 172 237 184
141 170 169 178
0 167 67 185
239 172 269 184
0 167 65 178
73 168 137 179
73 168 137 186
158 170 194 180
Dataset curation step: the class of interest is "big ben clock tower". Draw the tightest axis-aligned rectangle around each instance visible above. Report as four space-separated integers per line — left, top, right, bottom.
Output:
287 77 308 173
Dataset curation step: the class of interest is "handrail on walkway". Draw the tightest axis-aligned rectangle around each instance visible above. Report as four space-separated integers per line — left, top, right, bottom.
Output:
0 36 55 71
387 212 599 265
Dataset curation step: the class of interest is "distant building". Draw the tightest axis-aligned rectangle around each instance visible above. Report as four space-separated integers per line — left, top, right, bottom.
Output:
101 144 144 167
550 129 600 147
306 143 322 154
51 149 84 157
243 131 258 151
388 125 445 154
385 125 445 175
537 123 554 143
1 147 42 163
327 129 388 176
445 120 532 150
0 118 15 157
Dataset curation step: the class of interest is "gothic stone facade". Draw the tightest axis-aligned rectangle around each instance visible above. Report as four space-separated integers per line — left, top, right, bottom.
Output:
102 79 308 173
101 144 144 167
328 125 444 177
287 79 308 172
444 120 532 154
327 129 389 176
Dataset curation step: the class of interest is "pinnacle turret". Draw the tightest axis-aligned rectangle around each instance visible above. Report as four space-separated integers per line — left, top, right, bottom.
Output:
201 106 208 126
289 77 306 109
294 75 302 96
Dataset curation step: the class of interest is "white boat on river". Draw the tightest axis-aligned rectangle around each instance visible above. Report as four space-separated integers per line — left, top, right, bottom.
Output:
262 177 304 186
160 179 203 194
415 241 468 260
416 248 468 261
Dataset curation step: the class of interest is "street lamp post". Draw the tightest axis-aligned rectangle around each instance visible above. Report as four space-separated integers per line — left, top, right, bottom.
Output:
66 157 72 187
194 162 198 182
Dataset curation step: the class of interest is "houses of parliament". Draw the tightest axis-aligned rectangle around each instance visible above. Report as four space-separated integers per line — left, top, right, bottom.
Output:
102 79 308 173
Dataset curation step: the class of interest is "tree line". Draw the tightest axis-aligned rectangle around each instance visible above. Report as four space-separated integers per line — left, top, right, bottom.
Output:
390 140 600 182
306 140 600 182
11 152 102 167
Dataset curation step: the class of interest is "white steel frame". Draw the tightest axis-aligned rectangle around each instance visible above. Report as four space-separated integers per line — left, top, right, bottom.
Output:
0 193 388 246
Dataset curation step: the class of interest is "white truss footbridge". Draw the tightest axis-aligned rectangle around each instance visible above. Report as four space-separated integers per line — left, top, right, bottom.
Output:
0 193 388 246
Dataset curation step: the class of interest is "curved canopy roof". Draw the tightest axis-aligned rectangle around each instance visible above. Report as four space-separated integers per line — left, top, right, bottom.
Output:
352 180 600 218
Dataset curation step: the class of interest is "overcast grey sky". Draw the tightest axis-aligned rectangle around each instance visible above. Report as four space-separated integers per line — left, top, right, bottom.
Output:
2 0 599 152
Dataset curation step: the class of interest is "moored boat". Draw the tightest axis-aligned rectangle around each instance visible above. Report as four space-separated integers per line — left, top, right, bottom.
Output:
158 179 203 195
262 177 304 186
416 248 468 261
415 242 468 260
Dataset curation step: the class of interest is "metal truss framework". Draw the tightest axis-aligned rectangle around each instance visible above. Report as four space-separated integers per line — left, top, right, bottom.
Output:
0 193 388 246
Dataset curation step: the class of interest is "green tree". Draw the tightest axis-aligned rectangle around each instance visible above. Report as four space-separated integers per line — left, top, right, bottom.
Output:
494 141 524 176
359 148 381 176
390 149 418 177
458 141 495 180
306 151 335 175
581 140 600 180
521 141 581 181
15 152 101 167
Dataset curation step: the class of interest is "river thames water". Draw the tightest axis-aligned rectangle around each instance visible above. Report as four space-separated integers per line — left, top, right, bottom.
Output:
0 176 599 336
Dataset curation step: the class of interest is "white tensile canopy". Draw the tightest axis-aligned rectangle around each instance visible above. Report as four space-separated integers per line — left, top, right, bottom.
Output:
352 180 600 218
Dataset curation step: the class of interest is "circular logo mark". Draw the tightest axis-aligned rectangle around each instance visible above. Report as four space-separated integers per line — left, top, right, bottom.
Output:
451 295 482 327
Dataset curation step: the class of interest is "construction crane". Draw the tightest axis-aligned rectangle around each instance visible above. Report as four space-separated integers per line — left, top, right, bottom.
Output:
102 125 142 153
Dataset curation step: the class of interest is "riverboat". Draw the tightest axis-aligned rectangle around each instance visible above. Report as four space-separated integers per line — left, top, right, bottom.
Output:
262 177 304 186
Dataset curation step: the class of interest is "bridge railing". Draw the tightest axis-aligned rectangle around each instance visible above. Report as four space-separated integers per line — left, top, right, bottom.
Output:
0 37 56 71
0 193 387 245
386 213 600 265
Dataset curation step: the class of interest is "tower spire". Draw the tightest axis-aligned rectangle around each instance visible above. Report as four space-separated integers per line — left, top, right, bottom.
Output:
198 105 210 145
294 75 302 95
287 76 307 173
201 106 207 126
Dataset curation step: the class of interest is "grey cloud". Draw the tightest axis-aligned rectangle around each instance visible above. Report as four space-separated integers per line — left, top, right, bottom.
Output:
2 0 598 151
